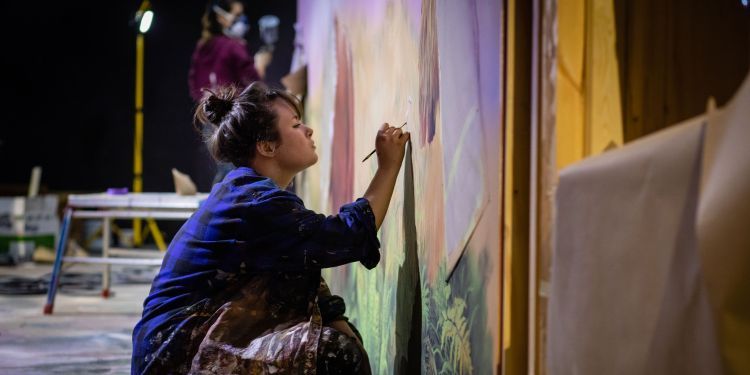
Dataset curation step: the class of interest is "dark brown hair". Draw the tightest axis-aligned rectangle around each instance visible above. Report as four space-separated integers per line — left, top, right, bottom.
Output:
194 82 302 167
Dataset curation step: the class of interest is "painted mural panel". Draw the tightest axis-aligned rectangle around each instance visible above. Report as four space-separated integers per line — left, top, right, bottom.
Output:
436 0 491 270
297 0 502 372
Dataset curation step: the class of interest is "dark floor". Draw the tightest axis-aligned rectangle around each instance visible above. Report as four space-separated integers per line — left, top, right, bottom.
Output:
0 263 154 374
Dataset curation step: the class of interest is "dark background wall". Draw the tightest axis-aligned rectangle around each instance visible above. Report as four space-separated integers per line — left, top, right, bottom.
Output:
0 0 296 194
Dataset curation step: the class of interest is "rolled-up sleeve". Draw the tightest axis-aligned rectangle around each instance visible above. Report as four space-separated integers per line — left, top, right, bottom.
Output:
242 190 381 271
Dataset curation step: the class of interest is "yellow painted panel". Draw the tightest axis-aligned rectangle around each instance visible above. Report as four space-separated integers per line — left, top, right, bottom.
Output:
556 0 586 171
556 73 585 170
558 0 585 86
586 0 624 155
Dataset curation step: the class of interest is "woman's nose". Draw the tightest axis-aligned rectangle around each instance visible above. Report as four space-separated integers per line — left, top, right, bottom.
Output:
306 126 314 137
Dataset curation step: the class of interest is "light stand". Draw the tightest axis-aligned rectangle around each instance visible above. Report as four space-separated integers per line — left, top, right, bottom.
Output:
132 1 166 250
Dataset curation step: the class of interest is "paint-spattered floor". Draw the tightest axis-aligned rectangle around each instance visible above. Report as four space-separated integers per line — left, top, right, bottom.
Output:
0 263 154 374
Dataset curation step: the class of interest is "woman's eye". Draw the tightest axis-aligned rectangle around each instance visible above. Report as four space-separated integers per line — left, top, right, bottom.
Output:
293 123 302 128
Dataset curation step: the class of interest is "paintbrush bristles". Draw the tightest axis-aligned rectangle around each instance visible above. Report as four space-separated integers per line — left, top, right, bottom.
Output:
361 122 407 162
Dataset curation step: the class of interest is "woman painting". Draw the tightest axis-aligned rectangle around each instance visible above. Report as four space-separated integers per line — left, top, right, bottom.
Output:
131 82 409 374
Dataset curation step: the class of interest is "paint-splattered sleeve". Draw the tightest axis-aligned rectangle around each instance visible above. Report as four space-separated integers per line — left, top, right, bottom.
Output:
242 188 381 271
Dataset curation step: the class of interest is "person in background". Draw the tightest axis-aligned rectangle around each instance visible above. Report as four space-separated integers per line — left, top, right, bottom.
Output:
189 0 273 185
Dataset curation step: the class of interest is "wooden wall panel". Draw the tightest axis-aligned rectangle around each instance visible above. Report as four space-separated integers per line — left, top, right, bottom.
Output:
618 0 750 142
501 0 532 373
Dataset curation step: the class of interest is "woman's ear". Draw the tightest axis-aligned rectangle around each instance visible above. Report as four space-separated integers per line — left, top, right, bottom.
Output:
256 140 277 158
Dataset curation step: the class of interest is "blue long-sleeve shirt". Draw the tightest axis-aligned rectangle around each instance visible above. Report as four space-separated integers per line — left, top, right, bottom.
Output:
131 167 380 374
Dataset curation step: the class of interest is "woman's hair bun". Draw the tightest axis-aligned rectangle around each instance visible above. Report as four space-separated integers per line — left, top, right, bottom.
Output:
202 91 234 123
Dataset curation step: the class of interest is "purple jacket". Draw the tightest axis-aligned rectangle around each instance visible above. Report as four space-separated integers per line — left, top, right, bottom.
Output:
188 35 260 102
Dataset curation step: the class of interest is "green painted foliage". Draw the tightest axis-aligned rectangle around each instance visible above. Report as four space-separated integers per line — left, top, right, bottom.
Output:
422 265 474 375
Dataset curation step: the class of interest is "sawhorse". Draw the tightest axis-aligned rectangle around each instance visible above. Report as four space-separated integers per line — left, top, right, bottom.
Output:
43 193 206 314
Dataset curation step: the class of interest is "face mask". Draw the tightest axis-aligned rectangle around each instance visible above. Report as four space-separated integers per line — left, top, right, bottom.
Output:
213 5 249 39
225 15 249 38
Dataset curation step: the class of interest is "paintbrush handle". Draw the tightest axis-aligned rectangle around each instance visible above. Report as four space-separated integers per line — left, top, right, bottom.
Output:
361 122 407 162
361 149 377 162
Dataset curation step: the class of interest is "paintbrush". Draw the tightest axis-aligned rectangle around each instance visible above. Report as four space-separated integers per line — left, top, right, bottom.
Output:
361 121 408 162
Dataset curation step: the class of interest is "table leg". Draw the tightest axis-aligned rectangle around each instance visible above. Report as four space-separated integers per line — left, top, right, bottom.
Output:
44 208 73 315
102 217 111 298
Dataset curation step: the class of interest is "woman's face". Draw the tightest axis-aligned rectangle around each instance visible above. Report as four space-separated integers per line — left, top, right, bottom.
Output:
271 98 318 173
